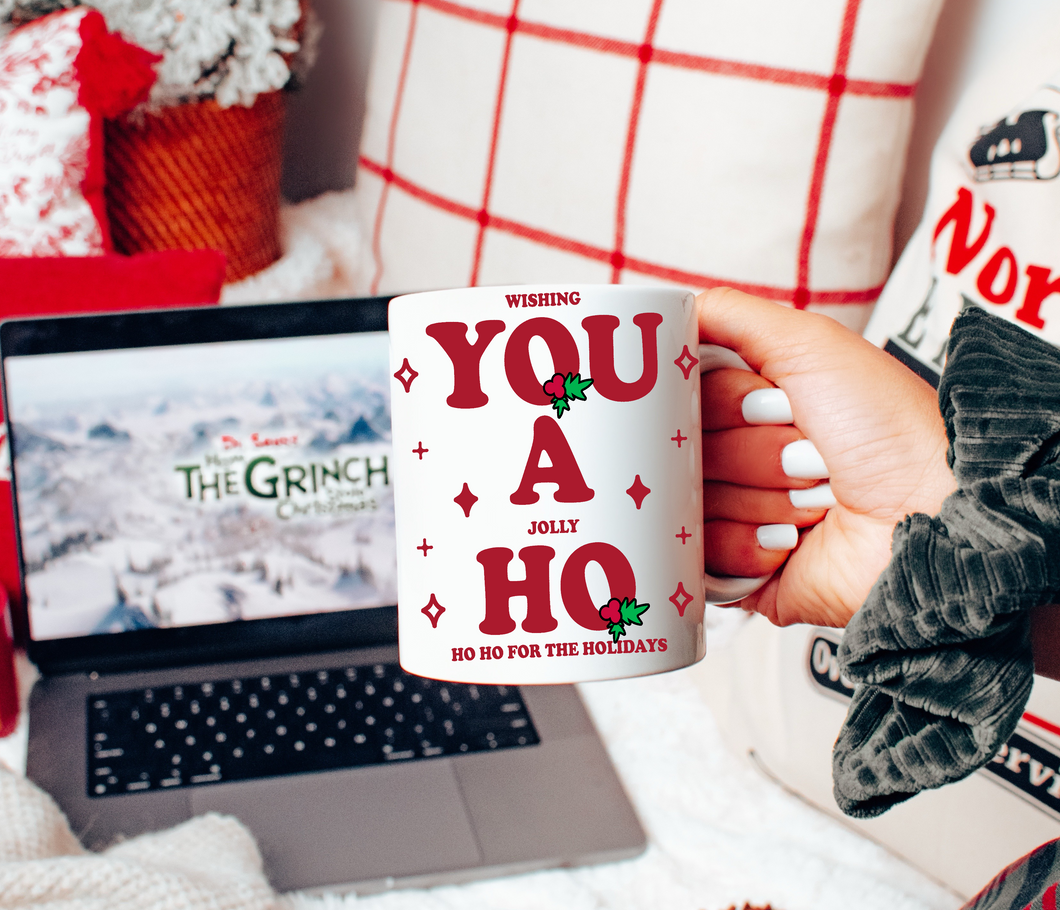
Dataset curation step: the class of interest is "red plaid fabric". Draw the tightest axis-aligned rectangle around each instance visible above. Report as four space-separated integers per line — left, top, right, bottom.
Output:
356 0 944 330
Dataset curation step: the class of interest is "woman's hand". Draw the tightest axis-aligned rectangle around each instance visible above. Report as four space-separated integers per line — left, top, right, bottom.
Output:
699 288 957 628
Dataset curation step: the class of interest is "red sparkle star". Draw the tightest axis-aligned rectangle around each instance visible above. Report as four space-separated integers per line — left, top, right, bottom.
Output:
626 475 651 509
669 582 694 617
394 357 419 393
674 345 698 380
421 594 445 628
454 483 479 517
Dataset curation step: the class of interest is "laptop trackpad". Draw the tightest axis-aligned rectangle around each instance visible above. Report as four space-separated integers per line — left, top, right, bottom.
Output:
190 760 481 893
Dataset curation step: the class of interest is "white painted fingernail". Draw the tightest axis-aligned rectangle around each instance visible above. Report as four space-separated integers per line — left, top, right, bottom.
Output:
781 439 828 479
756 523 798 551
789 482 836 509
699 344 752 372
741 388 793 425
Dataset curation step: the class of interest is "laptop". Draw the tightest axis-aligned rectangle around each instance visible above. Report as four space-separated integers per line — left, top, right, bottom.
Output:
1 298 646 894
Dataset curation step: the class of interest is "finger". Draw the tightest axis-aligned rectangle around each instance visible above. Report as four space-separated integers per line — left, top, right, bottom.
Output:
741 387 794 426
732 573 786 625
702 368 790 430
697 288 926 444
734 512 897 628
698 287 875 383
703 481 831 526
703 519 796 578
699 344 754 372
703 426 826 488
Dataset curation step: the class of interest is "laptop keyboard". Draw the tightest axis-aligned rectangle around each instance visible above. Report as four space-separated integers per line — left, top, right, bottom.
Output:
87 663 539 797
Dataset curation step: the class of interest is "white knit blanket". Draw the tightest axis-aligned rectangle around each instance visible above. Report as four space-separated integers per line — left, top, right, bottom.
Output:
0 618 962 910
0 766 273 910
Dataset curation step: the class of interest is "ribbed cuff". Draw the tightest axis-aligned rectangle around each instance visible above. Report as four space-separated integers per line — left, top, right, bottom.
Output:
832 307 1060 818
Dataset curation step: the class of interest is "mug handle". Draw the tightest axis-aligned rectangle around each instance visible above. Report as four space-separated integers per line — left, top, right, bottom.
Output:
699 344 776 605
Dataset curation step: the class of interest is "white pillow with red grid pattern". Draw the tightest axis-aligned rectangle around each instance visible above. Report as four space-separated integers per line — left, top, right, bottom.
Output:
0 8 156 257
354 0 945 330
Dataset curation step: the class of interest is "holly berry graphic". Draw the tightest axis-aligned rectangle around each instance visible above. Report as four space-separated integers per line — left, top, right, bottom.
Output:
598 596 650 643
542 374 565 398
543 372 594 418
600 598 622 625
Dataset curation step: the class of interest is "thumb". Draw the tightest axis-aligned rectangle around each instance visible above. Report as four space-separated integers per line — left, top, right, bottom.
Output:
696 287 881 391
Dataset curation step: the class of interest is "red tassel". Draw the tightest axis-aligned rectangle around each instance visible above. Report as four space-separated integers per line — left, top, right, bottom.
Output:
74 10 160 119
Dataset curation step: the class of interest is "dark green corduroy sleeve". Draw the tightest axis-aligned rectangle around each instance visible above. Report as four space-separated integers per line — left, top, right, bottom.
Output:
832 306 1060 818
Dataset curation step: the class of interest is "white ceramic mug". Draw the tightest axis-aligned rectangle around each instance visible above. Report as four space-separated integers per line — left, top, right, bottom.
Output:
388 284 766 684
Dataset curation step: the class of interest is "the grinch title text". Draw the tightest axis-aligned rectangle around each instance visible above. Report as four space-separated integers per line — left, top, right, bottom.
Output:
174 450 390 519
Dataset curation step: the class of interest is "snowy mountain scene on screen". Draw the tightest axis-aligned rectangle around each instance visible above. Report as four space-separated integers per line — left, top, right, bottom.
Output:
5 332 395 641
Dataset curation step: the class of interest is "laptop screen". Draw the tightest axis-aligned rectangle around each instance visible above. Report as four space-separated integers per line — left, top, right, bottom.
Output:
1 298 398 673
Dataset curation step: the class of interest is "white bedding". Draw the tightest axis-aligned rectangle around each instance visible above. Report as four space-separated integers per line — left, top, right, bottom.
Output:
0 621 962 910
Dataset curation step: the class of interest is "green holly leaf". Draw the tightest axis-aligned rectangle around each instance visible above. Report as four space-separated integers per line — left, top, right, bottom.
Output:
564 372 594 401
608 620 626 643
619 597 649 627
551 396 571 418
